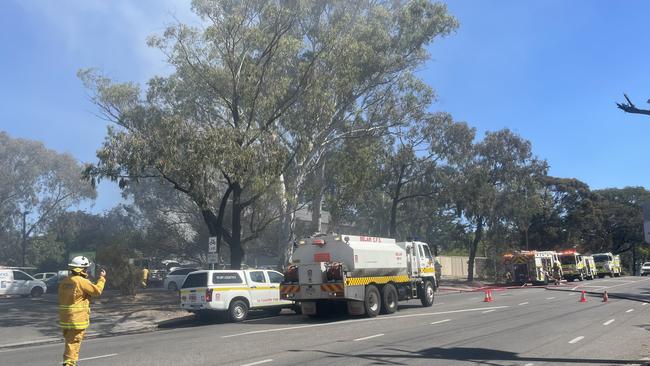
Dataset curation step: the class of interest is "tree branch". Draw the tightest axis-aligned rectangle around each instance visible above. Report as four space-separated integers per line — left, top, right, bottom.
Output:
616 93 650 116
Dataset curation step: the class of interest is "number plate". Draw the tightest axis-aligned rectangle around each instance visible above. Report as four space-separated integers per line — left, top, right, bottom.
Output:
189 294 197 302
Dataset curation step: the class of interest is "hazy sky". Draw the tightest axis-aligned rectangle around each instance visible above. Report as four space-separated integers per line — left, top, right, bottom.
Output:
1 0 649 213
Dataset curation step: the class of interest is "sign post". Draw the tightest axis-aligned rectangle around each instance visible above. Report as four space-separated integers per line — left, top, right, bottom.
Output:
208 236 218 270
643 203 650 244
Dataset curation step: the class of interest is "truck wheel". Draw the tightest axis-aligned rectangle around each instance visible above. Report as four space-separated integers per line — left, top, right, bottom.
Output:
229 300 249 322
419 281 434 307
364 285 381 317
381 284 398 314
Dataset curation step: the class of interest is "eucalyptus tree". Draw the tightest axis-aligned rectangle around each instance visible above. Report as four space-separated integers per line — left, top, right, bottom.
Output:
81 0 458 268
455 129 546 282
0 132 96 266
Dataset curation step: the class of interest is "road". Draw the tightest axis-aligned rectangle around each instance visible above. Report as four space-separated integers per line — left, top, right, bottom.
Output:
2 277 649 366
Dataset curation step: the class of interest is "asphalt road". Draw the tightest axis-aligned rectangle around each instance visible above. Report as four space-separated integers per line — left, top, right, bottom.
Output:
2 277 649 366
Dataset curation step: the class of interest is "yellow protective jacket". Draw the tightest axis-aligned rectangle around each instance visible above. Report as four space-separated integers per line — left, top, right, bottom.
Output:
58 275 105 330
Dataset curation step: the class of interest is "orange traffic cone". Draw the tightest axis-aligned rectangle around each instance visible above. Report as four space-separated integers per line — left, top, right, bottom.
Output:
602 291 608 303
489 290 495 302
484 290 492 302
579 290 587 303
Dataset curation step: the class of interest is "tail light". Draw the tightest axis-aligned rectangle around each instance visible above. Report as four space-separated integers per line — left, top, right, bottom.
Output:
205 288 213 302
313 239 326 246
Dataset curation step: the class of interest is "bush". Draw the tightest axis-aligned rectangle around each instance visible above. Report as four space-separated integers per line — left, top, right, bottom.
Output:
97 244 141 296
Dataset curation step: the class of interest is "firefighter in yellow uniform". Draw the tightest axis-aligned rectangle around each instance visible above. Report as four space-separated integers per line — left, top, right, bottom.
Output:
58 256 106 366
141 266 149 288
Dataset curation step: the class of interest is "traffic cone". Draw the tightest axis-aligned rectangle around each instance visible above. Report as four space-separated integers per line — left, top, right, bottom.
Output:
602 291 608 303
579 290 587 303
489 290 495 302
484 290 492 302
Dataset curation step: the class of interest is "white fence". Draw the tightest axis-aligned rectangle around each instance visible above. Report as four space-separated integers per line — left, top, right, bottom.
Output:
438 255 487 279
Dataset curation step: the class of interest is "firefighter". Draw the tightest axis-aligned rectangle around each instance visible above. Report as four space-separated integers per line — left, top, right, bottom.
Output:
552 260 562 285
58 256 106 366
141 265 149 288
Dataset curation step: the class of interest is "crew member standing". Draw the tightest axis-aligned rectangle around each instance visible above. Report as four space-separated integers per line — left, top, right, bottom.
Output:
141 266 149 288
58 256 106 366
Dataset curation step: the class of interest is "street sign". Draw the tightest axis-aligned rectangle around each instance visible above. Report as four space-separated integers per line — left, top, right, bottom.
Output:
208 236 217 253
643 203 650 244
207 253 219 264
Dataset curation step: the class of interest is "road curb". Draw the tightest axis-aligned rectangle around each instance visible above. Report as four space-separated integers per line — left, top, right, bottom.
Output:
0 315 196 350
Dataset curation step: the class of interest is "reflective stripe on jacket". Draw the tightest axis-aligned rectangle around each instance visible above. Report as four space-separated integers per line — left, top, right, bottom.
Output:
58 275 105 330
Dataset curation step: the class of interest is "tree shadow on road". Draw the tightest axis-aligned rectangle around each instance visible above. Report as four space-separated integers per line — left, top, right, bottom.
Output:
287 346 646 365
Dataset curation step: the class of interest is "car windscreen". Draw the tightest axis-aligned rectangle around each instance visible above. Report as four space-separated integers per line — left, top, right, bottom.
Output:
593 255 609 262
181 272 207 288
212 272 243 285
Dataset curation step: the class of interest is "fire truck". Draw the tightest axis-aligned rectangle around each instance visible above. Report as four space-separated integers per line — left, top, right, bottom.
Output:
503 250 558 285
558 250 587 282
592 252 622 278
280 234 437 318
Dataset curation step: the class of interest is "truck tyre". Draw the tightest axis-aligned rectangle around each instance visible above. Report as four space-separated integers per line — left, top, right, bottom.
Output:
381 284 398 314
229 300 249 322
419 280 434 307
364 285 381 317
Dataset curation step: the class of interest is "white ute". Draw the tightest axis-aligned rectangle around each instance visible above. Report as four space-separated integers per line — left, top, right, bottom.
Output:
180 269 294 322
0 268 47 297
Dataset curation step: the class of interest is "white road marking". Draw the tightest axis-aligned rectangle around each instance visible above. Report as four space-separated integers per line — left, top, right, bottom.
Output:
221 306 509 338
546 297 555 300
524 363 535 366
518 302 529 306
241 359 273 366
642 302 648 306
430 319 452 325
626 309 634 313
482 309 496 314
603 319 615 326
78 353 118 361
353 333 384 342
568 336 584 344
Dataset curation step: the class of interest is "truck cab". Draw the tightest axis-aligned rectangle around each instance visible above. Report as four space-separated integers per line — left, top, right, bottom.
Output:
558 250 586 282
180 269 294 322
581 255 597 280
592 253 622 278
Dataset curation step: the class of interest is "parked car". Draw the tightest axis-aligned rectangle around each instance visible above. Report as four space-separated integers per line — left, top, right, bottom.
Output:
180 269 294 322
164 268 198 291
0 269 47 297
641 262 650 276
33 272 57 281
45 274 65 293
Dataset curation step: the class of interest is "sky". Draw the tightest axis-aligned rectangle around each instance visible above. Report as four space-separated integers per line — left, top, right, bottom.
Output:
1 0 650 213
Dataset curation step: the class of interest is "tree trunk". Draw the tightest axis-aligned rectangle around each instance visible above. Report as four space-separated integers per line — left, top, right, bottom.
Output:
467 216 484 283
278 173 296 267
230 184 245 269
310 162 325 234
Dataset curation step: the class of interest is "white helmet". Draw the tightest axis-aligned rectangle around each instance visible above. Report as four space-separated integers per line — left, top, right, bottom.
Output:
68 256 91 268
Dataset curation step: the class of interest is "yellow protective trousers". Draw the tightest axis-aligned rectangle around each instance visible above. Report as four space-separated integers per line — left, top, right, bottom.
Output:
62 329 86 365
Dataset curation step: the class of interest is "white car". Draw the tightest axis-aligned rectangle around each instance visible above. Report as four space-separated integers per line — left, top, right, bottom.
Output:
33 272 57 281
164 268 198 291
641 262 650 276
0 269 47 297
180 269 294 322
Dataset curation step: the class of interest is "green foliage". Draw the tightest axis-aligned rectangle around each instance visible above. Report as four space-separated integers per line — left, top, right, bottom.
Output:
97 243 141 296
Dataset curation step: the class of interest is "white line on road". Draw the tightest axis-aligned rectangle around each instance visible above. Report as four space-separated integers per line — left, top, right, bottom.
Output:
524 363 534 366
430 319 452 325
603 319 615 326
546 297 555 300
482 309 496 314
626 309 634 313
568 336 584 344
518 302 529 306
78 353 118 362
221 306 509 338
643 302 648 306
241 359 273 366
353 333 384 342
